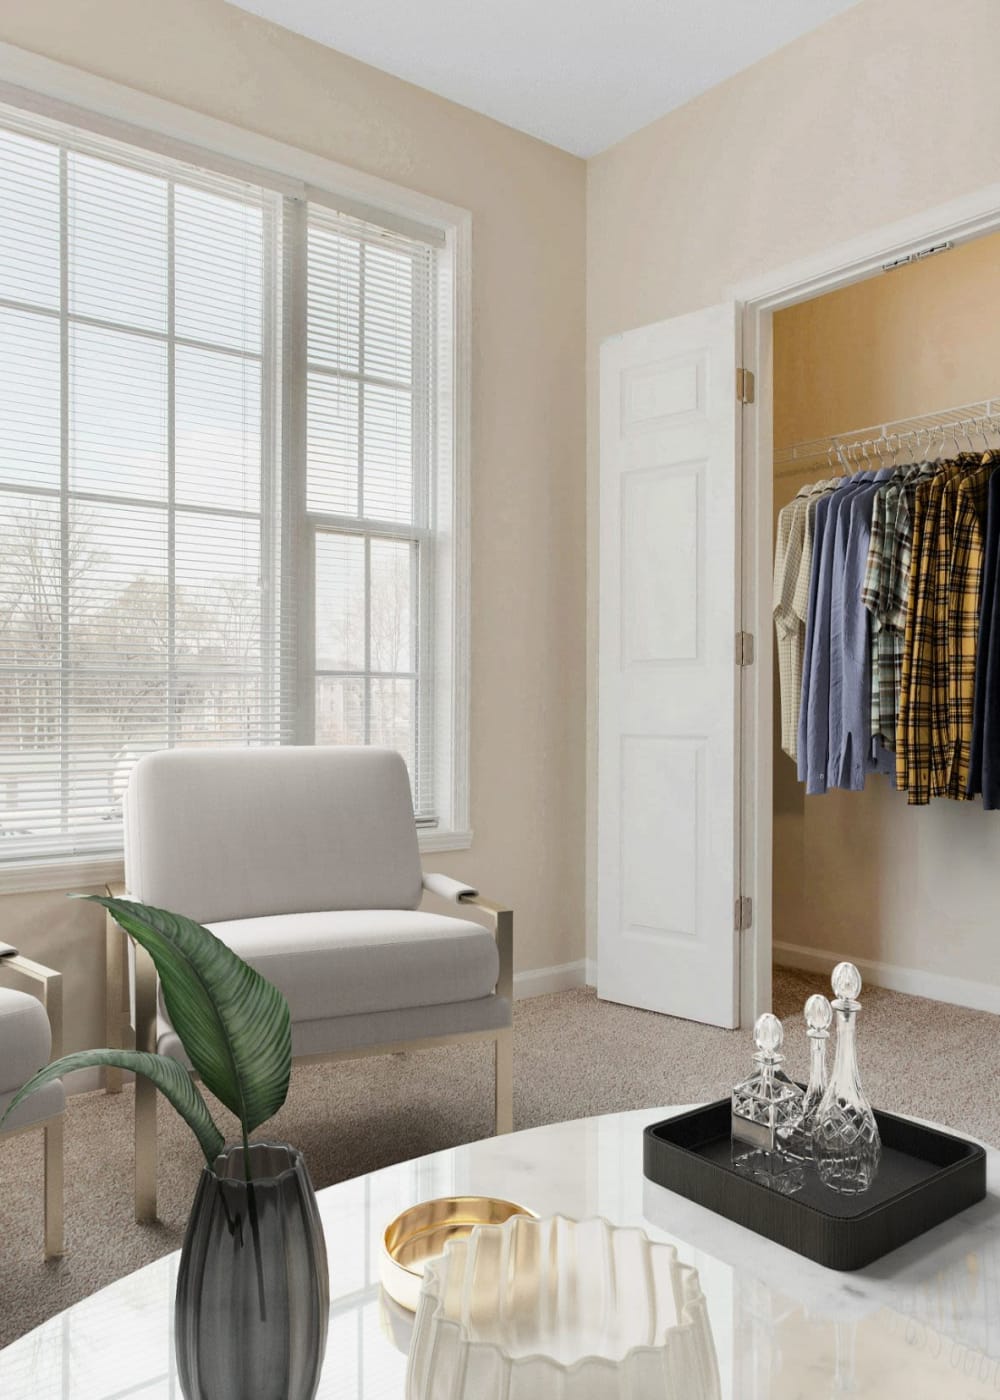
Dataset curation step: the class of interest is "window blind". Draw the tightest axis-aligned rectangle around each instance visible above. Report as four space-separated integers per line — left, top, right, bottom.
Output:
0 106 289 862
306 203 439 822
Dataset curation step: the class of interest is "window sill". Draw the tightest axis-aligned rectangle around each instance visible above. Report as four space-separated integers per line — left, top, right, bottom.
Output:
0 855 125 896
0 829 475 895
418 828 473 854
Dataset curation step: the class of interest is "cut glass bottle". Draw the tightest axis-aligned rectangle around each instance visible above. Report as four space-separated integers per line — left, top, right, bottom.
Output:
782 993 832 1161
812 963 881 1195
731 1013 804 1152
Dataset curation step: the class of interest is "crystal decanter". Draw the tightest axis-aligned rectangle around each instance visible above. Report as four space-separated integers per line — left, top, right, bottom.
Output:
732 1013 805 1194
812 963 881 1195
732 1013 804 1150
784 994 833 1160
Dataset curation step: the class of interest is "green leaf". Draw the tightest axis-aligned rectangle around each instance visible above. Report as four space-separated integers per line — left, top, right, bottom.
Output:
0 1049 225 1164
86 896 291 1138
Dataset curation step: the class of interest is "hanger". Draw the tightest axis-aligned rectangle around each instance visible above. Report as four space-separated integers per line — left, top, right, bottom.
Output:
975 417 996 465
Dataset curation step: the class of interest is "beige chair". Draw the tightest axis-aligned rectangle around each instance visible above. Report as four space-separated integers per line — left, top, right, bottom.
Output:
106 746 513 1223
0 951 64 1257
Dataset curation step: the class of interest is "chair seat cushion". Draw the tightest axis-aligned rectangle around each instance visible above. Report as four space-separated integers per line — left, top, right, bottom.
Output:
0 1079 64 1133
0 987 52 1095
156 909 500 1028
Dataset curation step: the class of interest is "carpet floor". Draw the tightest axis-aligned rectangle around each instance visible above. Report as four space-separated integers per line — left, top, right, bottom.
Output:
2 966 999 1347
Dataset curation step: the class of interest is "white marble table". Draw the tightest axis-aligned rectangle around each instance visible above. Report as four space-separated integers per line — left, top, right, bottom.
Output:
3 1106 1000 1398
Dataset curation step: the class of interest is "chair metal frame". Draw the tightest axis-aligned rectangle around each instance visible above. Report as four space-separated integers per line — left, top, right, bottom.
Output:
1 953 64 1258
106 890 513 1223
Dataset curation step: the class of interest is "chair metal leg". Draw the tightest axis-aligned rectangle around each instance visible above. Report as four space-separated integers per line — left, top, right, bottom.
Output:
134 944 158 1223
105 909 124 1094
43 1119 64 1258
494 1029 513 1135
135 1073 158 1223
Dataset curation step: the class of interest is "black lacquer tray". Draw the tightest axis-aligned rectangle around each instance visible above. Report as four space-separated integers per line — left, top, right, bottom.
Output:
643 1099 987 1271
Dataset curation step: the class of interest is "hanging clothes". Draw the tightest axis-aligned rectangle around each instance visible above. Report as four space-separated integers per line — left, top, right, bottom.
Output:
798 471 887 794
828 467 894 790
772 478 835 761
862 460 935 752
798 478 852 793
967 463 1000 806
898 456 988 803
776 443 999 808
896 459 957 806
946 456 994 797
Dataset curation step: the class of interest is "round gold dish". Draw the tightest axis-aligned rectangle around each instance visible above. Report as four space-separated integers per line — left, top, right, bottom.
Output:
381 1196 535 1311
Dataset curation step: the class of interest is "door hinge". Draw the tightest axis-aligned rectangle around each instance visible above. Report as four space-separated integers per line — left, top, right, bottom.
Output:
736 631 755 666
735 896 753 932
736 367 755 404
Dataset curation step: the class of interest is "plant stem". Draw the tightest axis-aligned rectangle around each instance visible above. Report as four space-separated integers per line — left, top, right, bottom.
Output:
242 1121 252 1184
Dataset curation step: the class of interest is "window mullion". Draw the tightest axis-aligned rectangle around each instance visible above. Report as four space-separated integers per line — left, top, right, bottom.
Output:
259 194 279 744
166 181 177 749
412 249 435 819
58 147 70 840
363 532 371 744
281 196 311 745
357 241 366 521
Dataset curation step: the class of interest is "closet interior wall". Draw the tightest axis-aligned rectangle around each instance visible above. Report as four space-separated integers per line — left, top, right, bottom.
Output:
771 230 1000 1004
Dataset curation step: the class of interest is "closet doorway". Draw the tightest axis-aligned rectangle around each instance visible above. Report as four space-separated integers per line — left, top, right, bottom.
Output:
741 197 1000 1027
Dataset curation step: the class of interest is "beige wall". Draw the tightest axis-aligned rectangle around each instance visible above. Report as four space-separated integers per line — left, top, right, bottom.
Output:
586 0 1000 983
0 0 587 1065
771 234 1000 989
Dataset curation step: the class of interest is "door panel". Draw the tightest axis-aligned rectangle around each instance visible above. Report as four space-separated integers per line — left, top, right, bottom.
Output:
598 302 740 1027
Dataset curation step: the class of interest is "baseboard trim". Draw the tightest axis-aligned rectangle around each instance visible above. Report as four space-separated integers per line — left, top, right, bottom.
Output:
514 959 593 999
775 940 1000 1016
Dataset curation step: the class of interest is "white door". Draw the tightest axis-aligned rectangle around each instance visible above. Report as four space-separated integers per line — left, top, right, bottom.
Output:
598 302 741 1027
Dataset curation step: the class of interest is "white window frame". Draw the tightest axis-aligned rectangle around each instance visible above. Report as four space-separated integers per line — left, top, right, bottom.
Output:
0 43 472 892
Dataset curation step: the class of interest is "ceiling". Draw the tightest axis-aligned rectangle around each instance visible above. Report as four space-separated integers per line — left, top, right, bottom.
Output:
226 0 861 158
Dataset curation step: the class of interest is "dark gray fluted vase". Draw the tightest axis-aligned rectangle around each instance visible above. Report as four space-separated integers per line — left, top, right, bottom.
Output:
175 1142 329 1400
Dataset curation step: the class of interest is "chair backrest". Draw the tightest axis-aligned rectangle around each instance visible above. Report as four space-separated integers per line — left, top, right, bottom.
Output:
124 747 423 924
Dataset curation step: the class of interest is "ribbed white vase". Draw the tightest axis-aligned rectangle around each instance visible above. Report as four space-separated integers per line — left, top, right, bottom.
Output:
405 1215 720 1400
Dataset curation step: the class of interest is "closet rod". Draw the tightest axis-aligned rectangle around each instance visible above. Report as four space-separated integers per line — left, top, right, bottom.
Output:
773 395 1000 480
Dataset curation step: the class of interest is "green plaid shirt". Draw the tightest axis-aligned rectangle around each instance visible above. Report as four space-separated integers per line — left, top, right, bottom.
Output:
861 462 935 753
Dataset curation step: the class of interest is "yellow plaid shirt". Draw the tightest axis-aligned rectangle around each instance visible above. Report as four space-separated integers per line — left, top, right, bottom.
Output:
946 457 996 797
898 461 962 803
898 456 988 803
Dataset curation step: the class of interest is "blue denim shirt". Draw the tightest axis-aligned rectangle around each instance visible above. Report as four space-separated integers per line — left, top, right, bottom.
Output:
828 470 895 790
798 472 894 794
798 476 859 792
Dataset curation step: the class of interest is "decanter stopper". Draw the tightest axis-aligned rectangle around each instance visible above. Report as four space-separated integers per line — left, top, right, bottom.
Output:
812 964 881 1194
731 1013 803 1152
755 1013 782 1056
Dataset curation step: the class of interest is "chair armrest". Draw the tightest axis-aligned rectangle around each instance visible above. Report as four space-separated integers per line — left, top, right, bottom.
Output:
0 953 63 1059
421 875 512 1000
422 872 478 902
457 892 513 1005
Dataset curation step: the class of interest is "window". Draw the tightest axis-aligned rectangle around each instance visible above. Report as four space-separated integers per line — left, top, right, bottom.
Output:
307 206 437 821
0 100 467 872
